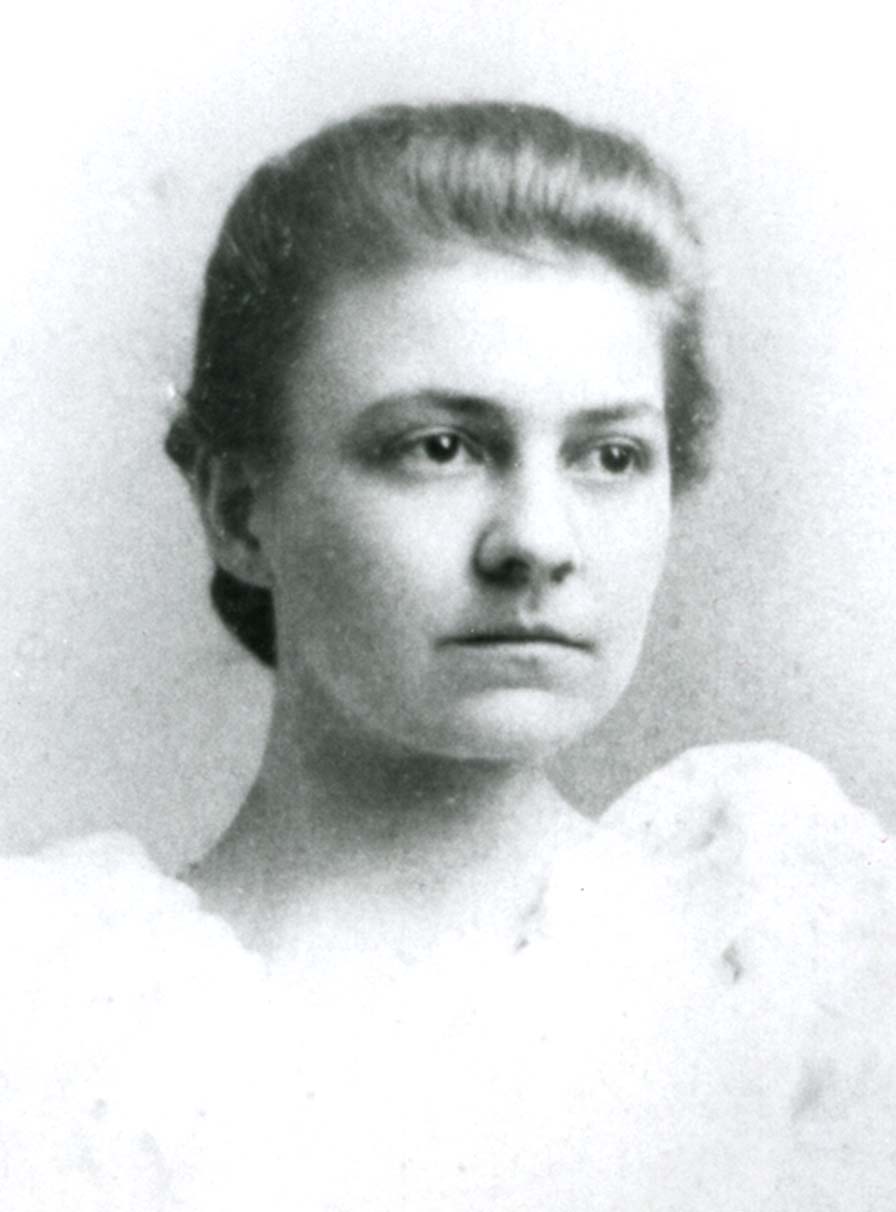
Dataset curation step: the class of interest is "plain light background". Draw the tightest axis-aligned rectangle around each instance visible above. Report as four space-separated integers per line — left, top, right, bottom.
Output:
2 0 894 870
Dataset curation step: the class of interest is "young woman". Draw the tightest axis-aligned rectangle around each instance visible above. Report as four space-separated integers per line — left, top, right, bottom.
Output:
1 102 893 1210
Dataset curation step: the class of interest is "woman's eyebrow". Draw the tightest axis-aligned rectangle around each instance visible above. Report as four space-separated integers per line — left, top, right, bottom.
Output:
356 390 505 423
571 402 666 426
356 390 663 425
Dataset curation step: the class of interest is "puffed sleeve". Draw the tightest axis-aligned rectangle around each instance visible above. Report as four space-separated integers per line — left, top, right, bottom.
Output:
604 743 896 1207
0 832 281 1212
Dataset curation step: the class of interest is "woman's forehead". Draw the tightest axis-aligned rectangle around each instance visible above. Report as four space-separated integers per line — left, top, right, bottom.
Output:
286 250 666 436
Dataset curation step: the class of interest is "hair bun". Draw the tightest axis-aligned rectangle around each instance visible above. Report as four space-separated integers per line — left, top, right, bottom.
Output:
210 567 276 668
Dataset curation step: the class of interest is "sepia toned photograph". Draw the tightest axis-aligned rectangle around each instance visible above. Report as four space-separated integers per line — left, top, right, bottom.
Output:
1 1 894 1206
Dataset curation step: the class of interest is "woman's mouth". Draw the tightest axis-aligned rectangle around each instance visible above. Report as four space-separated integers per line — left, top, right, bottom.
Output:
441 625 595 651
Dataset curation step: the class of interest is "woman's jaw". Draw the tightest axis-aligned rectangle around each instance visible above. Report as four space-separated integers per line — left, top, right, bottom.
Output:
269 622 649 772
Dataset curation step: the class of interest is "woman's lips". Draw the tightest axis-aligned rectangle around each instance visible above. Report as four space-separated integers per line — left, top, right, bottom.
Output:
441 626 595 651
437 627 598 689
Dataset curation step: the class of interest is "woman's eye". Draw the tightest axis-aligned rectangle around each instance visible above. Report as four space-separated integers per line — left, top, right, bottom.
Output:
390 431 482 472
420 433 464 463
598 444 636 474
574 441 645 478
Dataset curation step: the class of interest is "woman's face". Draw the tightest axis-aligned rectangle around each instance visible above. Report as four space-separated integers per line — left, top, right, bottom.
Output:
253 249 671 763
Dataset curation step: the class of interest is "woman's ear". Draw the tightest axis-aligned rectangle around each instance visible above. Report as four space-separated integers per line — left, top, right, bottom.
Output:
193 451 276 589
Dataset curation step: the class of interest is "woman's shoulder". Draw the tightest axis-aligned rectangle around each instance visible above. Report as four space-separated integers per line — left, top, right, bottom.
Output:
572 744 896 1204
0 831 271 1209
545 740 895 984
1 829 242 956
604 740 886 848
0 829 264 1011
605 743 895 1107
2 828 185 916
602 741 893 905
598 741 896 969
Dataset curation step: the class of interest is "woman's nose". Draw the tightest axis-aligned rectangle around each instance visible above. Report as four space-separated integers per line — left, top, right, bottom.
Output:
473 467 582 591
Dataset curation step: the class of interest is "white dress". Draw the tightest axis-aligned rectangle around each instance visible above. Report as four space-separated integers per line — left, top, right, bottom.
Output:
0 743 893 1211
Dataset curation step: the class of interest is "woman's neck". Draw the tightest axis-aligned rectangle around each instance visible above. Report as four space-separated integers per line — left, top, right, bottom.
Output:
188 687 593 959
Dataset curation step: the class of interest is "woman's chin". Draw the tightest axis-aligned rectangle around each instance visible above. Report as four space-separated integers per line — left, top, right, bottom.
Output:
401 688 611 765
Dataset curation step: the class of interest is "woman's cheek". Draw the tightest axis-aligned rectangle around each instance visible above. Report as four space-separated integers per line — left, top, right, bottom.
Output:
347 485 478 579
585 493 669 583
301 501 462 641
